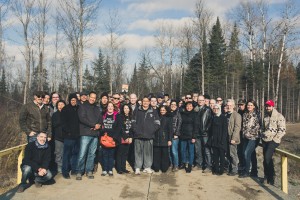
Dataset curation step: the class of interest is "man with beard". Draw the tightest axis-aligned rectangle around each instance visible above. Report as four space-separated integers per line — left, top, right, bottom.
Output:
261 100 286 185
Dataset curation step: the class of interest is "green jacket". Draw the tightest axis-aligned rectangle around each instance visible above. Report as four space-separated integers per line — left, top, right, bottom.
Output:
19 101 52 137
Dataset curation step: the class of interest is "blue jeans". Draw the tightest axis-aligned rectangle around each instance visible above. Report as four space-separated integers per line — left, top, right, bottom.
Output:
243 139 257 174
180 140 194 165
62 139 78 174
102 147 115 172
20 165 52 186
171 138 179 167
76 136 98 174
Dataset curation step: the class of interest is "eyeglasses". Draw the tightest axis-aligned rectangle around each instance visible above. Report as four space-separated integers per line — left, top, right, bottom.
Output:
36 95 45 98
52 97 59 99
198 99 205 101
213 108 219 110
185 97 191 99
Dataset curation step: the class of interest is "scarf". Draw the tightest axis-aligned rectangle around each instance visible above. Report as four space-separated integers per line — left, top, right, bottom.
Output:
35 140 49 149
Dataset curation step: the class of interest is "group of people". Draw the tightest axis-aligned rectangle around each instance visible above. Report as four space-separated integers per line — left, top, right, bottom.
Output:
17 90 286 193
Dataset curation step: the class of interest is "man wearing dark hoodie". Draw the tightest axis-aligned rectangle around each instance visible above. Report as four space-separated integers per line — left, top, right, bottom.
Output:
76 91 102 180
61 93 80 179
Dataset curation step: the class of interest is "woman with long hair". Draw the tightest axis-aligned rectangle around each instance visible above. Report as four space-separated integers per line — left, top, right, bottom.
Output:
116 104 133 174
152 105 172 173
239 99 261 178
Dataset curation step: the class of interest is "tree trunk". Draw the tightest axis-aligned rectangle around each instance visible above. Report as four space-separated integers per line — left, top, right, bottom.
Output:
275 34 286 106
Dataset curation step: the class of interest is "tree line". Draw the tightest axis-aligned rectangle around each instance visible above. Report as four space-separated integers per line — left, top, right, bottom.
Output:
0 0 300 121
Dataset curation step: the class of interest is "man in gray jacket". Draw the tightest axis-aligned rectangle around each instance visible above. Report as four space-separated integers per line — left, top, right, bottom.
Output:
225 99 241 176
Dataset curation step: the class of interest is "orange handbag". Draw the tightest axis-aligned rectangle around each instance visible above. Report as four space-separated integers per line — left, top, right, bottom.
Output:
100 133 116 148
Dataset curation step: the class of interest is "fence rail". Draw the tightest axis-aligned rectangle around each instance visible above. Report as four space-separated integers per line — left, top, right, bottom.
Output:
0 143 299 194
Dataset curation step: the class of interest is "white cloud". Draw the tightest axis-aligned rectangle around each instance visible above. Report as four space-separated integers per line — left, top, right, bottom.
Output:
128 17 193 32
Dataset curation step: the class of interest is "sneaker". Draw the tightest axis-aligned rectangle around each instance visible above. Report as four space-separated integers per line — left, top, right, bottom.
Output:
143 168 153 174
87 172 94 179
123 169 130 174
17 185 25 193
76 173 82 180
35 182 42 188
135 168 141 175
62 173 71 179
185 164 192 173
108 171 113 176
172 167 179 172
101 171 107 176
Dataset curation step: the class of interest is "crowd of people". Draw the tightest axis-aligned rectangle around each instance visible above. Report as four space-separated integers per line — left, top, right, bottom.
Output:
17 90 286 193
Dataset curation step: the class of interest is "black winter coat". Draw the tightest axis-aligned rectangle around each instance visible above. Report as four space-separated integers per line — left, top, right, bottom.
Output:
52 111 63 141
180 110 198 140
132 106 160 139
78 102 102 137
207 114 228 151
153 115 173 147
170 109 182 137
195 105 212 137
21 142 51 172
61 104 80 140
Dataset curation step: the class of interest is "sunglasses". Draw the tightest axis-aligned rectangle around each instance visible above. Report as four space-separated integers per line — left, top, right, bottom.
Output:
185 97 191 99
113 97 120 100
36 95 45 98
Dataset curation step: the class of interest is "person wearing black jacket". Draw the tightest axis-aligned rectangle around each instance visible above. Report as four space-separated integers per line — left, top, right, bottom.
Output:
76 91 102 180
61 93 80 179
179 102 198 173
152 105 172 173
208 104 228 175
115 104 133 174
51 100 66 174
194 95 213 172
17 132 52 193
169 100 182 172
100 102 122 176
132 96 160 175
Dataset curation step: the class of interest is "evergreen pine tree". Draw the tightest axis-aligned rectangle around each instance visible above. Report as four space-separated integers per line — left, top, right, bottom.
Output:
183 52 201 94
129 64 138 94
83 65 93 92
208 17 226 96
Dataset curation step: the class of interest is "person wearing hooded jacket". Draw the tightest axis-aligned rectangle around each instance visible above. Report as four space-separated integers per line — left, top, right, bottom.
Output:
152 105 173 173
61 93 80 179
208 104 228 175
179 102 198 173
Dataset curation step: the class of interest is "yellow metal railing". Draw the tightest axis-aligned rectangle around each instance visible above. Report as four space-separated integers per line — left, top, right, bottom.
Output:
0 143 299 194
0 144 27 184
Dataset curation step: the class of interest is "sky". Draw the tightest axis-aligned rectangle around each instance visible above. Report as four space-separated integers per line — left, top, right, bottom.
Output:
2 0 299 77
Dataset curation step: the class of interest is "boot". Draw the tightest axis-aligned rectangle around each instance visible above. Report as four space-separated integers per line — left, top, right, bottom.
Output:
185 164 192 173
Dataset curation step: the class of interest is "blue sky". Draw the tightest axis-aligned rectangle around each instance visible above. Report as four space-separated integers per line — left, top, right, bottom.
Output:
3 0 300 76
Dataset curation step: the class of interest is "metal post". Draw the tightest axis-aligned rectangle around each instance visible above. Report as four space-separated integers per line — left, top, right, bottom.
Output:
281 155 288 194
17 149 24 184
